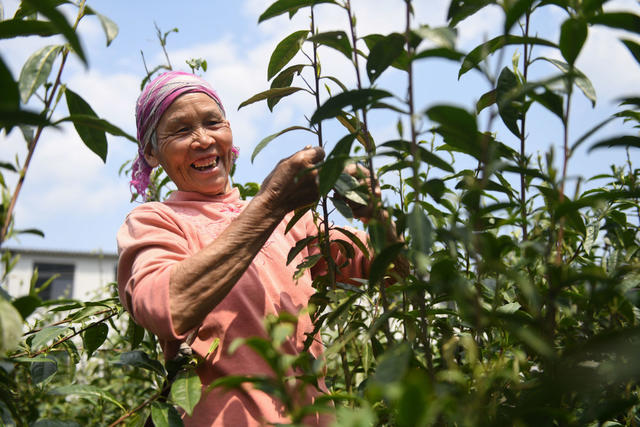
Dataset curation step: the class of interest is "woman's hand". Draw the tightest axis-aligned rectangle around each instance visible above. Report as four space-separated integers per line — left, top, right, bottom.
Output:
339 163 381 223
257 146 325 217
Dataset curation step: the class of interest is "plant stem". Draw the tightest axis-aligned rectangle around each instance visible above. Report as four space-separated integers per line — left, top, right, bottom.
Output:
519 10 532 241
556 78 574 265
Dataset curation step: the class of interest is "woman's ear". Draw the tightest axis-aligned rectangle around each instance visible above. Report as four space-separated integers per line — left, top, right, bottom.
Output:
143 143 160 168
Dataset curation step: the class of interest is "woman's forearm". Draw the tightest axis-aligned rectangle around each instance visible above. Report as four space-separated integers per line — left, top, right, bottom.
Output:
168 193 285 335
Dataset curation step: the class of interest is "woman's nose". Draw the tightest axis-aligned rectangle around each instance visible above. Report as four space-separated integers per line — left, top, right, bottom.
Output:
191 127 214 148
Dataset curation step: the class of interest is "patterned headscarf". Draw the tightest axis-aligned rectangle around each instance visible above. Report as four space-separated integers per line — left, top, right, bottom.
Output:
130 71 239 200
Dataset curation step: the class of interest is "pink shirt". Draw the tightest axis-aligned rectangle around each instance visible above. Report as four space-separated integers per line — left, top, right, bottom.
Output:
117 188 369 426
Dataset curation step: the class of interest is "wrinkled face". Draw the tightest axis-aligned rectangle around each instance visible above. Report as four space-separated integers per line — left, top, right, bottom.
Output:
144 92 233 196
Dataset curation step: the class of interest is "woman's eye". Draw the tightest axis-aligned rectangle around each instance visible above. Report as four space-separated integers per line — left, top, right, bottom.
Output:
206 121 219 127
174 127 189 134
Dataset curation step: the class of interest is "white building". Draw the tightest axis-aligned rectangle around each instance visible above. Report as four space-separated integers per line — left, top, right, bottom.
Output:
2 247 118 301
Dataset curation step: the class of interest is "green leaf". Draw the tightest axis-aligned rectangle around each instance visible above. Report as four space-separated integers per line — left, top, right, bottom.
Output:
84 7 118 46
589 12 640 35
621 39 640 66
12 295 42 320
408 205 432 254
127 316 145 350
426 105 479 158
529 88 564 120
0 297 23 353
460 35 556 77
114 350 165 376
559 17 587 65
307 31 352 59
82 322 108 358
287 236 316 265
414 26 457 49
30 355 57 384
23 0 87 64
369 242 404 285
170 370 202 417
310 89 393 124
372 343 412 384
367 33 405 83
49 385 125 410
55 114 140 144
496 67 522 138
238 87 306 110
0 109 50 131
413 47 465 62
268 64 306 110
251 126 311 162
588 135 640 152
31 326 70 350
476 89 496 114
0 19 57 39
504 0 535 33
318 133 356 195
151 402 184 427
497 302 521 314
0 57 19 110
268 30 309 80
259 0 336 23
379 140 454 173
539 57 596 105
447 0 494 27
18 44 62 103
64 89 108 162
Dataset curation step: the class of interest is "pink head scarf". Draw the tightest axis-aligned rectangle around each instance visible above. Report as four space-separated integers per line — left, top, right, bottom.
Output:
131 71 239 200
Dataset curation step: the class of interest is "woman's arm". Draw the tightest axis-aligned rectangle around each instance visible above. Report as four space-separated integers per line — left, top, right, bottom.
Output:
169 146 324 335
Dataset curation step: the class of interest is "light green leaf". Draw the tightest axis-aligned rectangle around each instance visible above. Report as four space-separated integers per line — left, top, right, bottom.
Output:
539 57 596 106
18 44 62 103
151 402 184 427
31 326 70 350
0 298 23 353
414 26 456 49
170 370 202 416
497 302 521 314
408 205 432 254
584 221 600 254
84 7 118 46
251 125 311 162
268 30 309 80
64 89 108 162
49 384 125 410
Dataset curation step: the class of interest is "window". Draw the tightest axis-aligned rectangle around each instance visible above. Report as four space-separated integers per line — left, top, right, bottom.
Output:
33 263 75 300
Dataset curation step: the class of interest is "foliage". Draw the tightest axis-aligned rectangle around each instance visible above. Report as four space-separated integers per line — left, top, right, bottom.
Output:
1 0 640 426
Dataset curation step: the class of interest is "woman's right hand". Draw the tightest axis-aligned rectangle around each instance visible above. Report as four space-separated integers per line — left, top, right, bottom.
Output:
257 146 325 217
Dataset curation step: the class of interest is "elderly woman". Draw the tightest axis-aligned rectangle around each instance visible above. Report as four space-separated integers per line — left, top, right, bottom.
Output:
117 71 372 426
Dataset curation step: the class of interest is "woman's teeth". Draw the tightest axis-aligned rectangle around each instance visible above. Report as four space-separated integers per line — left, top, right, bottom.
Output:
192 157 218 171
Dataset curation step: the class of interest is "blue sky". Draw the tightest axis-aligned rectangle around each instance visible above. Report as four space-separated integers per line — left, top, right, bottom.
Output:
0 0 639 254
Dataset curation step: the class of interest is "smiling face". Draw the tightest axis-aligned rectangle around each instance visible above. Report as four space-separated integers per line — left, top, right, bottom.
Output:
144 92 234 197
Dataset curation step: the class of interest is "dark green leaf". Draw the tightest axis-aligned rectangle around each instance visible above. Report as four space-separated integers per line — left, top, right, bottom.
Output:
460 35 556 77
0 109 51 131
0 298 24 353
379 140 454 173
55 114 137 143
476 89 496 114
65 89 108 162
30 356 57 384
82 322 108 358
268 64 306 110
529 88 564 120
335 227 370 258
14 228 45 237
170 370 202 416
259 0 336 22
369 242 404 285
413 47 465 62
151 402 184 427
426 105 479 158
287 236 316 265
308 31 352 59
504 0 535 32
367 33 405 83
447 0 495 27
559 18 587 65
496 67 522 138
268 30 309 80
0 57 19 110
251 126 311 162
589 135 640 152
590 12 640 35
18 44 62 103
114 350 165 376
238 87 306 110
0 19 57 38
318 133 356 195
127 317 145 350
310 89 393 124
12 295 42 320
621 39 640 66
23 0 87 64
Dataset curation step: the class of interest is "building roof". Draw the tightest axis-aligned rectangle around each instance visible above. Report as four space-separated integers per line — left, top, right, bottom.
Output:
1 247 118 259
